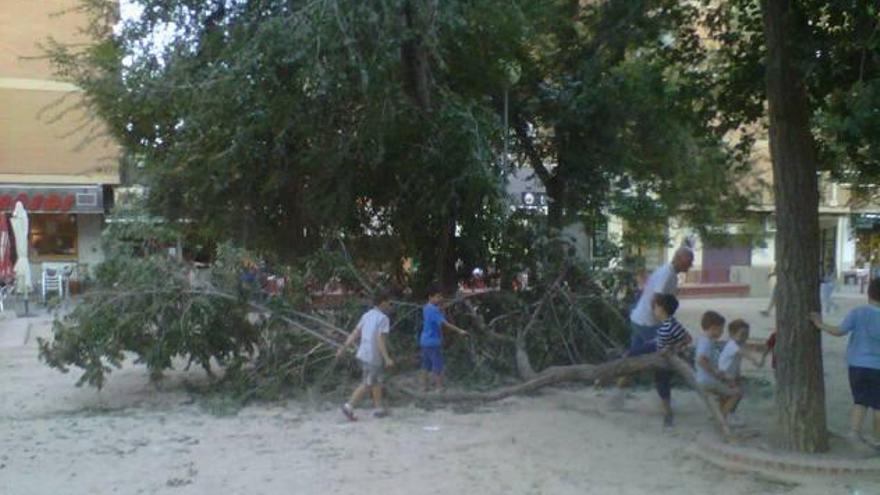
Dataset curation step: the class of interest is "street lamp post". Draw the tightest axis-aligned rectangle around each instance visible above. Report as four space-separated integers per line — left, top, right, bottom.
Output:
500 61 521 170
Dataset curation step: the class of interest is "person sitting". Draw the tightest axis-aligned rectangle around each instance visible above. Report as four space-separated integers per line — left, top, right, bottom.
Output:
694 311 743 425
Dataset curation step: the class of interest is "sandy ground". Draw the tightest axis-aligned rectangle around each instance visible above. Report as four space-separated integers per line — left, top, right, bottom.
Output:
1 288 878 495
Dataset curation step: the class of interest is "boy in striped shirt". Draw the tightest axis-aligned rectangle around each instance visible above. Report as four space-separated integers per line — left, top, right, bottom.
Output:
652 293 692 427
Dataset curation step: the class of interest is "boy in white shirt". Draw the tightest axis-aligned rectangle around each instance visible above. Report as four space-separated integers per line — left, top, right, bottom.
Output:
695 311 743 423
337 290 395 421
718 319 760 426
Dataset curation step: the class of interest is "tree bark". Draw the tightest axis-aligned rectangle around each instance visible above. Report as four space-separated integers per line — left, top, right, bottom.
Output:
401 0 433 113
437 214 458 294
759 0 829 452
512 116 565 227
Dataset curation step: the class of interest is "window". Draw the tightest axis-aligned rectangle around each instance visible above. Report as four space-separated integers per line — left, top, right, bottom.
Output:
30 214 77 260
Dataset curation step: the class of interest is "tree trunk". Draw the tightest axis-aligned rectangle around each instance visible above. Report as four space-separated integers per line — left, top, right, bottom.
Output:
545 175 565 229
389 353 732 438
437 214 458 294
401 0 433 113
760 0 828 452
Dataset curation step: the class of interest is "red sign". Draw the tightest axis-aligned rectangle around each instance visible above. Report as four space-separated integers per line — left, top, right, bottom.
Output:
0 192 78 212
61 194 75 211
44 193 62 211
29 194 44 210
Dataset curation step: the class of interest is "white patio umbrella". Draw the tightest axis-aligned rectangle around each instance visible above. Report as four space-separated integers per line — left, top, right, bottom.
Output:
11 201 32 296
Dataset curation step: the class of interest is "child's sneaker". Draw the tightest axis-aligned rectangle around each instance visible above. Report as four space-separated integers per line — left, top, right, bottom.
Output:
341 404 357 422
373 409 390 418
663 413 675 428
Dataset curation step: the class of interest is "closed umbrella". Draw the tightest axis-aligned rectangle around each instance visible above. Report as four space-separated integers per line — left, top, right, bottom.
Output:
0 213 12 284
11 201 32 299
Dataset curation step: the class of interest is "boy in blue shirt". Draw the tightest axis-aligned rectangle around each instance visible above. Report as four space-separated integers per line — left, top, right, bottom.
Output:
420 283 469 392
811 278 880 449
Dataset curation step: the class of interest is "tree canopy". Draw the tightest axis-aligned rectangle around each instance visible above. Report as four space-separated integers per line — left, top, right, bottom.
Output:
46 0 759 286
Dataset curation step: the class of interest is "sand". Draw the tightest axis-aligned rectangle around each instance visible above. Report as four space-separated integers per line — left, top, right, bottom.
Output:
1 290 877 495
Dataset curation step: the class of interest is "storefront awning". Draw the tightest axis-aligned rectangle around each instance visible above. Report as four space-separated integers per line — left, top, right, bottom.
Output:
0 185 105 214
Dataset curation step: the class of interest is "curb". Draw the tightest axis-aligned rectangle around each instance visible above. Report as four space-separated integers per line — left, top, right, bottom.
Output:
695 436 880 479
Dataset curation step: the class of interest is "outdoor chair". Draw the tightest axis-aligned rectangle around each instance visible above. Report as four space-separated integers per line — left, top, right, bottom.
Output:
0 282 12 313
41 268 64 304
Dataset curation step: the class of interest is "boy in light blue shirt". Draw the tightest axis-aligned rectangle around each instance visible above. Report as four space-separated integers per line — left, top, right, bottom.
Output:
811 278 880 449
420 283 468 392
694 310 742 423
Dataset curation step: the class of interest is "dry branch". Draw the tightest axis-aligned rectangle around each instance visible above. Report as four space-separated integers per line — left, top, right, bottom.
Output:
390 352 733 438
515 268 569 380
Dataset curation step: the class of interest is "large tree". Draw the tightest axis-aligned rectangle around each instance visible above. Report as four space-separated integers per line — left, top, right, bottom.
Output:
507 0 751 236
706 0 880 451
48 0 751 289
50 0 519 291
760 0 826 453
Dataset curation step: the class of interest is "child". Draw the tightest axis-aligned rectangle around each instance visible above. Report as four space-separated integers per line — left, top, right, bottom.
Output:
718 319 760 426
810 278 880 449
420 283 469 392
694 311 743 423
337 290 395 421
652 293 692 427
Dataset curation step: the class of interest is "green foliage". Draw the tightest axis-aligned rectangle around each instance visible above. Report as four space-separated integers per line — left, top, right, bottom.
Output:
43 0 764 291
38 250 257 389
706 0 880 193
505 0 753 233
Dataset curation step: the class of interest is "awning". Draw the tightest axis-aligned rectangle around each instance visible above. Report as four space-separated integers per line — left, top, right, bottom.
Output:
0 185 105 214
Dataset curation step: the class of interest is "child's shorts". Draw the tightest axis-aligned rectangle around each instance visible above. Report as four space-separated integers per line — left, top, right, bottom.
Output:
361 361 385 386
699 381 739 398
420 346 445 374
849 366 880 409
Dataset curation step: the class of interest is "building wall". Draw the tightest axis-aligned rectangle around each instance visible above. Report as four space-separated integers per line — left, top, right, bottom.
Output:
751 231 776 267
0 0 119 184
76 214 104 275
0 0 96 80
837 215 856 274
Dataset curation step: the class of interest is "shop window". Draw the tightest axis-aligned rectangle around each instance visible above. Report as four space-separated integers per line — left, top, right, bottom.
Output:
30 214 77 260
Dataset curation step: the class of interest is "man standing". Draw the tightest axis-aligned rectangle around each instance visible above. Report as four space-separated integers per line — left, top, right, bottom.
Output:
611 246 694 408
627 247 694 354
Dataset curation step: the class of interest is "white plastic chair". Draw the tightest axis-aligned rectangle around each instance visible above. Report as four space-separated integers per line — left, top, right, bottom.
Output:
41 268 63 304
0 282 12 313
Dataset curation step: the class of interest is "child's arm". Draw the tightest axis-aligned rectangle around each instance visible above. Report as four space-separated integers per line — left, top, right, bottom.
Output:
677 333 693 350
698 355 734 386
336 325 362 358
808 312 846 337
442 320 469 336
663 333 692 354
758 347 770 367
758 333 776 368
377 332 394 368
741 347 762 367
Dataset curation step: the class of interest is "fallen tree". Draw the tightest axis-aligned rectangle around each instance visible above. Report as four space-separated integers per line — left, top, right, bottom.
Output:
39 242 732 438
388 352 732 439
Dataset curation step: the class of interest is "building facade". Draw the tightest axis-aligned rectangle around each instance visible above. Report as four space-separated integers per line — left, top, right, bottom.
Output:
612 135 880 297
0 0 119 282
